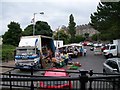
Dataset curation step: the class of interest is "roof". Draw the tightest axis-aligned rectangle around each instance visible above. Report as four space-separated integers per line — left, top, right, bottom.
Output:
58 43 82 48
44 68 67 77
19 35 53 47
19 37 38 47
107 58 120 62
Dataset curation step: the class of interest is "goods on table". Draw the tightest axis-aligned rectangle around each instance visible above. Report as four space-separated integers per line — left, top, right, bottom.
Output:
74 62 81 67
67 61 81 70
69 65 79 70
51 58 65 68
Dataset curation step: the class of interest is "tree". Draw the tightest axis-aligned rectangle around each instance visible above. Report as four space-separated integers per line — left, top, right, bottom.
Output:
84 33 89 40
68 14 76 43
53 29 69 44
90 2 120 41
22 24 33 36
91 34 99 41
23 21 53 37
35 21 53 37
3 21 22 46
74 35 85 43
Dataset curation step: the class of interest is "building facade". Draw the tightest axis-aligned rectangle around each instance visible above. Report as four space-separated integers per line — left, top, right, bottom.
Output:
76 24 99 37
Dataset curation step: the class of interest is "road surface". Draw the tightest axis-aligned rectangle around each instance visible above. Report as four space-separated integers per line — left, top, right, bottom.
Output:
72 46 106 73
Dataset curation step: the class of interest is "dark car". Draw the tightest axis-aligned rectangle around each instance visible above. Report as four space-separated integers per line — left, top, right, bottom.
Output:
103 58 120 74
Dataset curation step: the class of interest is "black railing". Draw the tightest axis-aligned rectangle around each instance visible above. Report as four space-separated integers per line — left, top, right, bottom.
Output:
0 65 120 90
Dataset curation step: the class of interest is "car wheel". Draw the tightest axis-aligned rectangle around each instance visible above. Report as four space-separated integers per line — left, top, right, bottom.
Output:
105 56 108 59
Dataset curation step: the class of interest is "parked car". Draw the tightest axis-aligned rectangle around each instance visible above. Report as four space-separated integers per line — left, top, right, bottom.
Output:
94 46 102 55
39 68 72 89
103 58 120 74
101 46 106 52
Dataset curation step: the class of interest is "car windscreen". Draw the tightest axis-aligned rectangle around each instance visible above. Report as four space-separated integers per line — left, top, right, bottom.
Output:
16 49 35 55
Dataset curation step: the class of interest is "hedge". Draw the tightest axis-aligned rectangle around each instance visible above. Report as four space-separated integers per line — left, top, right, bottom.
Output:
2 44 16 61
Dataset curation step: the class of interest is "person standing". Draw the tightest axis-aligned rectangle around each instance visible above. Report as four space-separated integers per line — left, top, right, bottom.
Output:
83 48 87 56
79 47 83 56
63 51 69 65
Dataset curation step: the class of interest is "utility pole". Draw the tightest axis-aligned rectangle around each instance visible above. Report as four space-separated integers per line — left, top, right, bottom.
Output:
32 12 44 36
58 26 60 40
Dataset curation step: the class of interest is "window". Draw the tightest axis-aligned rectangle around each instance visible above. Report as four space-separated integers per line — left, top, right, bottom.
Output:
111 61 119 72
110 45 116 50
106 60 112 67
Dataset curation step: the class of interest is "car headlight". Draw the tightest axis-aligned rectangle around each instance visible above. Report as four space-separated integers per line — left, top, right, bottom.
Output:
31 63 33 65
31 62 36 66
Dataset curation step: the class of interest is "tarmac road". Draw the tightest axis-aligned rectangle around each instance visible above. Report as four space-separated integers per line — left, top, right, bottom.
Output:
72 46 106 73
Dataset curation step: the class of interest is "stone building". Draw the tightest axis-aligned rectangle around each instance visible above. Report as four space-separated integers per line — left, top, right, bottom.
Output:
76 24 99 37
54 24 99 38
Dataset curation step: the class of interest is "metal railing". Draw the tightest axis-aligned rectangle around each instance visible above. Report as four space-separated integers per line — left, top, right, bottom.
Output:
0 65 120 90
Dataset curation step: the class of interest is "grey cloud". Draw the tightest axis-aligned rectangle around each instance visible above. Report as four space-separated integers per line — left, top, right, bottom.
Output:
1 0 100 35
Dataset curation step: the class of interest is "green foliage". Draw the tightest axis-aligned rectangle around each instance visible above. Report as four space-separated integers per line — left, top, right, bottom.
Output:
22 24 33 36
35 21 53 37
23 21 53 37
91 34 99 41
53 29 69 44
2 44 16 61
68 14 76 43
84 33 89 40
99 33 112 41
74 35 85 43
2 22 22 46
90 2 120 41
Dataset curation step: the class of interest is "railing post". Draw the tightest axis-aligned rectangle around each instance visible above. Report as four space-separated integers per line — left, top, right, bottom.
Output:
9 71 12 90
79 70 88 90
89 69 93 90
31 66 34 90
112 78 115 90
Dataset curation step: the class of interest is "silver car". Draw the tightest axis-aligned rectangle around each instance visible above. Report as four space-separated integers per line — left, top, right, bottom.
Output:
103 58 120 74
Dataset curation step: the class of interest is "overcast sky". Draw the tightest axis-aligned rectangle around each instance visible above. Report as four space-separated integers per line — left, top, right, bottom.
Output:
1 0 100 35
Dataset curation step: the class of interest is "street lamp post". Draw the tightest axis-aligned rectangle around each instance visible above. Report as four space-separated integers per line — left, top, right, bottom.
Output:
32 12 44 36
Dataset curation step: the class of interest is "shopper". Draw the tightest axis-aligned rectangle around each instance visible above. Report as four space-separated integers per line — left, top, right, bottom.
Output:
79 47 83 56
63 51 69 65
83 48 87 56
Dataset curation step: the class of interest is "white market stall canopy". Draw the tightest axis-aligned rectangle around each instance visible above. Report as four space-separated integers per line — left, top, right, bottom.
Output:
58 43 83 48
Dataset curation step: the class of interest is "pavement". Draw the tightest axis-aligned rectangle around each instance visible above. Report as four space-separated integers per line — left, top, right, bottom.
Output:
0 60 15 73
